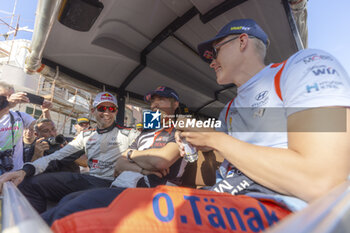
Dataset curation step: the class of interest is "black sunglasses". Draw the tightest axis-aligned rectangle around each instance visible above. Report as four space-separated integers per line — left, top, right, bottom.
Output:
96 105 117 113
212 35 258 60
213 36 239 59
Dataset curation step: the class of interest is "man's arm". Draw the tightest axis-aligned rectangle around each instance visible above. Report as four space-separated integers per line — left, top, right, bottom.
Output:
7 92 29 108
181 107 350 202
114 157 165 178
41 107 51 119
24 132 85 175
114 157 143 177
124 142 180 171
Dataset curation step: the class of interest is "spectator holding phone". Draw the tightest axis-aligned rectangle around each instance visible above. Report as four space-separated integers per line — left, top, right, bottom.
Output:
0 81 52 173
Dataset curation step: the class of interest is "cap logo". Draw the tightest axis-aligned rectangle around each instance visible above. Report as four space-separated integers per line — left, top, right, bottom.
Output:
156 86 165 91
203 50 213 60
101 93 113 101
230 26 250 31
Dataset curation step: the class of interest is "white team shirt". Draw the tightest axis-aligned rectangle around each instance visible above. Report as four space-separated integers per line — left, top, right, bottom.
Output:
219 48 350 148
216 49 350 209
27 126 138 180
0 111 35 170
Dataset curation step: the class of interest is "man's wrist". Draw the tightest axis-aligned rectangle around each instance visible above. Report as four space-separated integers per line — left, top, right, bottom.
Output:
21 164 35 177
127 149 134 163
205 132 216 149
205 132 224 152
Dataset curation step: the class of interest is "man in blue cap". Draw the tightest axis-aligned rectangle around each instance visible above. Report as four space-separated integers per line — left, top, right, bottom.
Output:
177 18 350 207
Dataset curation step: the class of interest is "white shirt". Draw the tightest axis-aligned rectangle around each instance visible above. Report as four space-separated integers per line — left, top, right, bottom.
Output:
219 48 350 148
216 48 350 210
0 111 35 170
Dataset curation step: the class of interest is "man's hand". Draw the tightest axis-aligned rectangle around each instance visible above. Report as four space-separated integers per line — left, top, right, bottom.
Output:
41 100 52 109
32 137 49 161
114 156 170 178
7 92 29 108
180 131 217 151
0 170 26 193
175 130 185 157
175 130 214 157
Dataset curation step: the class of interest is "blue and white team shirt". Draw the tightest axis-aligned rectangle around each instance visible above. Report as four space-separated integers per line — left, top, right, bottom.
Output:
215 49 350 210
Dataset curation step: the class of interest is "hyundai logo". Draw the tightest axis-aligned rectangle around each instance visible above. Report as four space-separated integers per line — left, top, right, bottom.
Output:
255 91 269 101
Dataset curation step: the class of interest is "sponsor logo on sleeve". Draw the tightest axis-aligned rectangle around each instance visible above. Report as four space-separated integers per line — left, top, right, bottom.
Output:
306 81 344 93
311 65 339 76
300 54 333 64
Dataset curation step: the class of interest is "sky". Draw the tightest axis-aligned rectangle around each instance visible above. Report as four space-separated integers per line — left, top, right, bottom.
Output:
0 0 37 40
308 0 350 74
0 0 349 74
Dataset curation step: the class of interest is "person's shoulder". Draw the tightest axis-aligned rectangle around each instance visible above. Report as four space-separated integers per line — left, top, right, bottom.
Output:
219 98 236 116
286 48 335 66
14 111 35 123
82 127 96 137
115 124 135 137
115 124 132 130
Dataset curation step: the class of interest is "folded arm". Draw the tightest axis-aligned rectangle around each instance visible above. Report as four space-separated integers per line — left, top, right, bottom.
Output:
123 142 180 171
114 157 166 178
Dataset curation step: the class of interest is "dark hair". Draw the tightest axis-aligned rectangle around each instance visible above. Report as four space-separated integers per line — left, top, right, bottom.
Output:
34 118 55 133
0 96 9 110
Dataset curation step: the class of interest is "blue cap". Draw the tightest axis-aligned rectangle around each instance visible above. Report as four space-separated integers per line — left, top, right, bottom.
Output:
144 86 179 102
197 19 269 63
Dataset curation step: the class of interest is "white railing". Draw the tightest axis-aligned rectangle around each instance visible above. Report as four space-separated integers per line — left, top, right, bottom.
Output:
2 180 350 232
2 181 52 233
267 180 350 233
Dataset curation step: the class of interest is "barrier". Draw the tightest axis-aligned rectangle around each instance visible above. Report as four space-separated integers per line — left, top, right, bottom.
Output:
1 181 52 233
2 179 350 232
266 180 350 233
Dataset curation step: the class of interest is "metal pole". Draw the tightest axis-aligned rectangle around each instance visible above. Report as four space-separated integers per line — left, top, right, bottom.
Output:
7 14 20 64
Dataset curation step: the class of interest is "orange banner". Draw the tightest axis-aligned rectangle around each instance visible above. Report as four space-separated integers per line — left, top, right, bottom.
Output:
52 185 290 233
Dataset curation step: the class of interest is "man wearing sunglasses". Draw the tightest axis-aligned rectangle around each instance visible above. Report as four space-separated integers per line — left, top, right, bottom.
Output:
175 18 350 211
0 91 139 213
39 86 184 226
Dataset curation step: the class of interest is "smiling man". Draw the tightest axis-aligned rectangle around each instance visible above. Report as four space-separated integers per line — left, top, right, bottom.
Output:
40 86 184 226
0 92 138 213
175 18 350 205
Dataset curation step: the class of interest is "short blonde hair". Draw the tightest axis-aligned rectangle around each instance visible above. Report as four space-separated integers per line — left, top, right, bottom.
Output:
251 37 267 62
